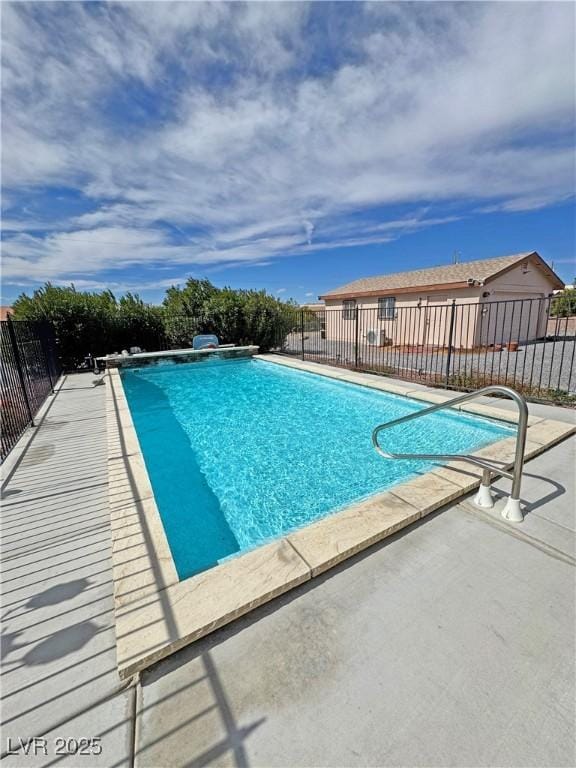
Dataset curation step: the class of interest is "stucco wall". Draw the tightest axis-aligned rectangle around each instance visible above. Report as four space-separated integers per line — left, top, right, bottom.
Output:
476 258 555 344
474 295 550 346
324 289 482 348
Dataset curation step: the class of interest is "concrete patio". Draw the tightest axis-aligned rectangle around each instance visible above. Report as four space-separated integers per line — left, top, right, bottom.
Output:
1 373 575 767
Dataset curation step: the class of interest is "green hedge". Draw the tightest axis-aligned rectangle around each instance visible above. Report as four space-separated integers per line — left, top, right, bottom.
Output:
12 280 298 369
550 287 576 318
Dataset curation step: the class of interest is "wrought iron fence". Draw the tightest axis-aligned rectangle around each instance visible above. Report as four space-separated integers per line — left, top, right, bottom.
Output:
1 318 61 461
275 297 576 404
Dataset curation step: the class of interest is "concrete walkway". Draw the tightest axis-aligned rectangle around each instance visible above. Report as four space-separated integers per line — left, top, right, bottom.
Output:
1 375 133 767
1 373 574 767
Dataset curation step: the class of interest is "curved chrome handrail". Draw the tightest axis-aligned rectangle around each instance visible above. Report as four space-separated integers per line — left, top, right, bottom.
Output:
372 386 529 522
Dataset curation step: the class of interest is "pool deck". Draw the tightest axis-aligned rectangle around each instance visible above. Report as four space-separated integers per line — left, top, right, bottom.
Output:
1 369 575 766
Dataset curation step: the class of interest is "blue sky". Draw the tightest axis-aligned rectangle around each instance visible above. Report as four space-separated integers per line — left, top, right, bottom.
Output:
1 1 575 305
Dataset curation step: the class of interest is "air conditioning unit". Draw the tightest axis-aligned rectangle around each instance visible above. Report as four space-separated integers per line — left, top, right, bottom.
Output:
366 329 389 346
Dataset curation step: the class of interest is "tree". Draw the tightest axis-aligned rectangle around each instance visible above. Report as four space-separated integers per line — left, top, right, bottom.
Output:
12 278 298 367
117 293 166 352
162 279 220 346
202 288 298 351
12 283 165 368
12 284 115 368
551 286 576 318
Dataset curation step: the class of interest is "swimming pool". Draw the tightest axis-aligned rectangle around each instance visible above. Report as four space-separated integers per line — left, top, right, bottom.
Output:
120 357 513 579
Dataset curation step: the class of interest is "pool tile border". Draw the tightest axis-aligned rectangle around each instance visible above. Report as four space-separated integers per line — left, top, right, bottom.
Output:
106 356 576 678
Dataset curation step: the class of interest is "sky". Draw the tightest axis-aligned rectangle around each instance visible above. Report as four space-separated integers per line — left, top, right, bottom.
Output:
1 1 575 306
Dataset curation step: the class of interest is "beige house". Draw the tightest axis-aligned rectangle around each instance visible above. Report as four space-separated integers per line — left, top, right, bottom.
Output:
318 252 564 349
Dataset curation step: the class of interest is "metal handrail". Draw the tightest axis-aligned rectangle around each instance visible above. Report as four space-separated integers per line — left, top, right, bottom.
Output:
371 385 529 522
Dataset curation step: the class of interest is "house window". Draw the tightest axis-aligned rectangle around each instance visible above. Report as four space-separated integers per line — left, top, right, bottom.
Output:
342 299 356 320
378 296 396 320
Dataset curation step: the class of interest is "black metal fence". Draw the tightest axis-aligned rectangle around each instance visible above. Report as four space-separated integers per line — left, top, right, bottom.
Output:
277 297 576 404
1 318 61 461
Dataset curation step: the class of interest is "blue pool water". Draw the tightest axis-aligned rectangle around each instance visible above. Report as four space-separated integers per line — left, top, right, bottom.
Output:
121 358 513 579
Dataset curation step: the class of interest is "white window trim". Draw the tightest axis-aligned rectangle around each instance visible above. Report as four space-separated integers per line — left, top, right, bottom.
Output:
377 296 396 320
342 299 356 320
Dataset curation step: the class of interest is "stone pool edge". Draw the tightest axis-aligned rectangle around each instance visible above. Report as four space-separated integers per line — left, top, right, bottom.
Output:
106 358 576 679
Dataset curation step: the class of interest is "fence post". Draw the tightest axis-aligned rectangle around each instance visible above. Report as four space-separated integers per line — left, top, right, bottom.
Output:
445 299 457 387
300 310 305 360
6 315 35 426
38 322 55 393
354 307 360 368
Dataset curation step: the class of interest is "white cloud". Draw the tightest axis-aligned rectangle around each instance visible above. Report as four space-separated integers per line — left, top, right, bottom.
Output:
1 1 574 285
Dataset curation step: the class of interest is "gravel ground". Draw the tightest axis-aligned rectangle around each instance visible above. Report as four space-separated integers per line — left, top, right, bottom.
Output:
281 332 576 394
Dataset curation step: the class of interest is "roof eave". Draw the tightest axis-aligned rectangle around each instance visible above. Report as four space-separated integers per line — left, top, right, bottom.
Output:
319 280 471 301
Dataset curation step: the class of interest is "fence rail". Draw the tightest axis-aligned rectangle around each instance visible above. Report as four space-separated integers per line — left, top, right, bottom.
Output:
1 318 61 461
275 298 575 404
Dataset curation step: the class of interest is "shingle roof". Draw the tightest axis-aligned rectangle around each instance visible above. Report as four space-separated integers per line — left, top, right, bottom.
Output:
319 252 556 298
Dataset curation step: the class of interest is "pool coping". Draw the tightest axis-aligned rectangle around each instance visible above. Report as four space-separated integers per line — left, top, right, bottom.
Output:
106 355 576 679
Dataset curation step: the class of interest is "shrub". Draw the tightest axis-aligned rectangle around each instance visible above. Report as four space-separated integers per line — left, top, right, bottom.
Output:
162 280 298 352
115 294 166 352
162 279 218 347
551 287 576 318
12 279 298 366
12 284 116 368
12 284 165 368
